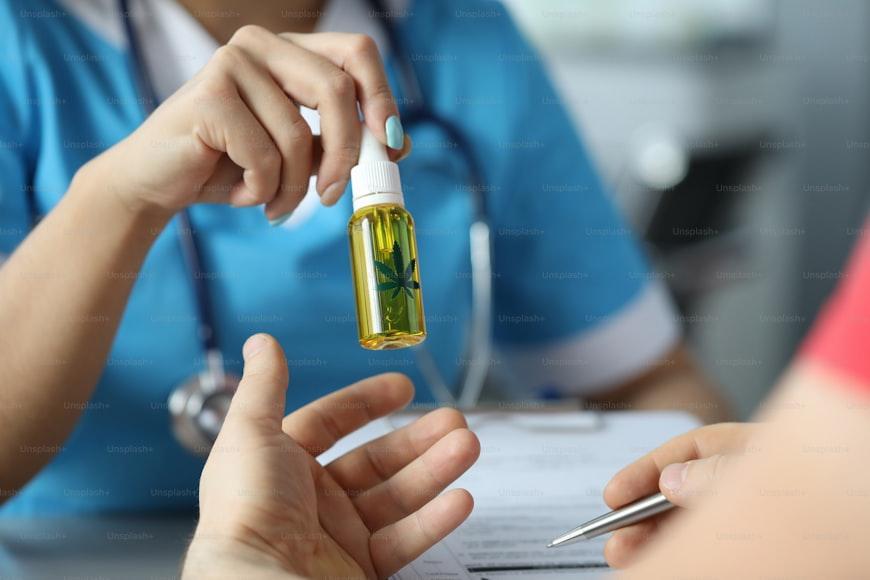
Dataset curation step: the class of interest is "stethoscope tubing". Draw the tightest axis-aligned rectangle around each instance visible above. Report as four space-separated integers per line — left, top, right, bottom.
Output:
120 0 218 354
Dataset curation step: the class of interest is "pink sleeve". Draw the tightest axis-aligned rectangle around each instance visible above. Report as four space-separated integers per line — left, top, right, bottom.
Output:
800 225 870 390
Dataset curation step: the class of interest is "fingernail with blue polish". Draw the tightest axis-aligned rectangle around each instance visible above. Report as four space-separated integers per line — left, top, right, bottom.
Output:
268 211 293 227
386 115 404 150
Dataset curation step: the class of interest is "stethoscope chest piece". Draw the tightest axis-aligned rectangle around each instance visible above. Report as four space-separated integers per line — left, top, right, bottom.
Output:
168 350 240 457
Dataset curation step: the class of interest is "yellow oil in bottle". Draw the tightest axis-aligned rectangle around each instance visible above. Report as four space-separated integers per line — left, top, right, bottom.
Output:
348 204 426 349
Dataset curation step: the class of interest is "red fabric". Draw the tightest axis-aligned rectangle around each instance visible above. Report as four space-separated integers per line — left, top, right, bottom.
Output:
800 225 870 389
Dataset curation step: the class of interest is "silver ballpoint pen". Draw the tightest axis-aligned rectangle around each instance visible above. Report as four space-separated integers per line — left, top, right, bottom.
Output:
547 492 675 548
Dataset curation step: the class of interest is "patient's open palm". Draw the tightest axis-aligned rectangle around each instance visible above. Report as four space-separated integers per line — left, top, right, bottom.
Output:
191 334 479 579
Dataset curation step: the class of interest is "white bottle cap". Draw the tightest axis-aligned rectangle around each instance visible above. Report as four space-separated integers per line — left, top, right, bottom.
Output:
350 125 404 211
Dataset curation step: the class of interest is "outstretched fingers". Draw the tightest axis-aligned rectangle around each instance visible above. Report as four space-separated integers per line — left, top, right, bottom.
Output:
353 428 480 531
281 373 414 455
370 489 474 578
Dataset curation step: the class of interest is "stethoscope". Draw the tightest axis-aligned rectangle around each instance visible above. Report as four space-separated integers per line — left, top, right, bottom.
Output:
116 0 493 456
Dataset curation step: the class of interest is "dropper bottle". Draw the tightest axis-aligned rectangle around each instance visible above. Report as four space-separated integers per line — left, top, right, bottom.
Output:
348 125 426 350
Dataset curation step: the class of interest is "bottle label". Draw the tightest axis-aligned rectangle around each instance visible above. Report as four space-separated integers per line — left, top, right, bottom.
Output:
374 241 420 299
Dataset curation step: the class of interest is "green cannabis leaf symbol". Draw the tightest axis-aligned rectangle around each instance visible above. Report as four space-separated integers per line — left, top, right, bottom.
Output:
374 241 420 299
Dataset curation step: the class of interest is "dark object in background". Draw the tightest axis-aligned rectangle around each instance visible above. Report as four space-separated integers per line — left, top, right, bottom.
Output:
643 141 762 314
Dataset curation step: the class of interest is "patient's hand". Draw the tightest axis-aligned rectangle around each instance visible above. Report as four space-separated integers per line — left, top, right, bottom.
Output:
601 422 757 568
183 334 480 579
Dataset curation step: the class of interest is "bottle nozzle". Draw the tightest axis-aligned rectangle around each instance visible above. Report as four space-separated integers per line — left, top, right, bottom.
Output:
351 124 403 210
359 125 389 163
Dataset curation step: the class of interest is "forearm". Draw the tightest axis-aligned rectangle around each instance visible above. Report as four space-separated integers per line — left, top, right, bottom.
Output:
585 345 731 423
0 156 172 491
620 362 870 578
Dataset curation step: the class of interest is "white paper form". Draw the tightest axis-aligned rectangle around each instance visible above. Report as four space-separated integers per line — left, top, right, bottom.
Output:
319 410 699 580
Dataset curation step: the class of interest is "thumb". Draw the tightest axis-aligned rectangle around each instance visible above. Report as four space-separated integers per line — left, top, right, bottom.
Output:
225 334 289 425
658 454 731 507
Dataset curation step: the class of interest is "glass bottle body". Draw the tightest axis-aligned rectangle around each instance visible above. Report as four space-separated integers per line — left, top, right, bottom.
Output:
348 204 426 350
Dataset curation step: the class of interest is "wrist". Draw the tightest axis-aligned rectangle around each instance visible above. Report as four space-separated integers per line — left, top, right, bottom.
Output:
184 533 307 580
73 150 176 232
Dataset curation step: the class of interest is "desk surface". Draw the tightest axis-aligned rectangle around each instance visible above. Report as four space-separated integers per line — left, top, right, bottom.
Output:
0 515 195 580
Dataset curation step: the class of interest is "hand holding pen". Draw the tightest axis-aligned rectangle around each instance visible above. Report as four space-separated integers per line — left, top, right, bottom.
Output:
549 422 757 568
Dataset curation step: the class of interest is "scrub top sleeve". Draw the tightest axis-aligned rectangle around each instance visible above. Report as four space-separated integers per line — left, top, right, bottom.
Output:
0 4 35 264
487 15 680 395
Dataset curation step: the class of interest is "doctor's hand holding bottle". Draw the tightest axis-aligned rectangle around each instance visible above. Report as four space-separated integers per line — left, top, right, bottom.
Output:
182 334 480 579
91 26 409 223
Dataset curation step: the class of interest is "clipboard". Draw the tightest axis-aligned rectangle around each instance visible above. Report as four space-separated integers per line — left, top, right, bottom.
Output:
385 402 604 434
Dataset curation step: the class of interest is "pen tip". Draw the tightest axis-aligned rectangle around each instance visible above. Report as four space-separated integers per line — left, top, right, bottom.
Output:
546 542 555 548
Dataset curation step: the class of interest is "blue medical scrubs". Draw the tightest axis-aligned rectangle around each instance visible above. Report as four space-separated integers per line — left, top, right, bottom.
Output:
0 0 676 515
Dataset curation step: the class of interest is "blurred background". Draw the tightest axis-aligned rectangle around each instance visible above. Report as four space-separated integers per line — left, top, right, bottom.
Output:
502 0 870 418
2 2 867 577
5 2 870 578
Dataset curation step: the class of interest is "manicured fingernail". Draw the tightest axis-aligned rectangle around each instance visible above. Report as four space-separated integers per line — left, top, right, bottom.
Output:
268 211 293 227
243 334 268 360
322 179 348 204
660 463 688 493
386 115 404 150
